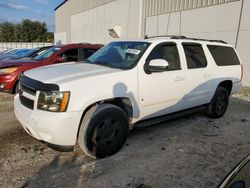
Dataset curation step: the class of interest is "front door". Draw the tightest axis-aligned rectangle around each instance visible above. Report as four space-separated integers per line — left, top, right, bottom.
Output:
138 42 187 120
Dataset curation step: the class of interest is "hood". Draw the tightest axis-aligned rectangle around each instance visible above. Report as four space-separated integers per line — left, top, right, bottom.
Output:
0 58 39 68
24 62 121 84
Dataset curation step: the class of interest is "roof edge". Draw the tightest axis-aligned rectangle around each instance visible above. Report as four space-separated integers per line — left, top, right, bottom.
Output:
54 0 68 11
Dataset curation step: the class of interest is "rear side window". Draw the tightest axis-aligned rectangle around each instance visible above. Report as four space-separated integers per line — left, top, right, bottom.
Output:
183 43 207 69
207 45 240 66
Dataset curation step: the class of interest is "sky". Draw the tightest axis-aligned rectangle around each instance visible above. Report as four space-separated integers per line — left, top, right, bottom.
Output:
0 0 64 32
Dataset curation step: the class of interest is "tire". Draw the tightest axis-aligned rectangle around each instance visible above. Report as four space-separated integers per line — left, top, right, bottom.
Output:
78 103 129 159
14 81 20 94
206 86 229 118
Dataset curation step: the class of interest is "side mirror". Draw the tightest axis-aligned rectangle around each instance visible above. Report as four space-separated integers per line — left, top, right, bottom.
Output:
54 56 63 63
146 59 169 73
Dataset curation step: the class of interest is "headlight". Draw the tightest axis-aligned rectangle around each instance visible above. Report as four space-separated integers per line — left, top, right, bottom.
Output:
37 91 70 112
0 67 17 75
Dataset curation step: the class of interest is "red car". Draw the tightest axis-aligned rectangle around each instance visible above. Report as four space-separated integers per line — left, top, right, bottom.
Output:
0 43 102 94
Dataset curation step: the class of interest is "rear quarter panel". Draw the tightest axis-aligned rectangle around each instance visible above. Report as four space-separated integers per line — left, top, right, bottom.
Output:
204 44 242 100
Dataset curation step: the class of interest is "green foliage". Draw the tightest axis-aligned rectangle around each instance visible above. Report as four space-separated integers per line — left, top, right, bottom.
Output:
0 22 15 42
0 19 54 42
45 32 54 43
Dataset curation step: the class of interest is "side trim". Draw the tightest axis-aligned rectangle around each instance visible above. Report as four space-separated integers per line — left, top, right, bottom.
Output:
20 75 60 92
134 105 207 128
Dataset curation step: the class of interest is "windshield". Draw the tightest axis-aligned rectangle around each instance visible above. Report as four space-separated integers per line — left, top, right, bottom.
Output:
34 47 61 61
87 41 150 69
15 49 31 56
6 49 19 54
20 49 37 57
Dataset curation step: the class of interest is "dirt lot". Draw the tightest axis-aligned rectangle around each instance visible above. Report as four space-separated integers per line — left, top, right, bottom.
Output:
0 89 250 188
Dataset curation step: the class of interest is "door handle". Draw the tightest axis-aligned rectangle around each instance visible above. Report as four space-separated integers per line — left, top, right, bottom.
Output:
174 76 185 81
203 73 211 78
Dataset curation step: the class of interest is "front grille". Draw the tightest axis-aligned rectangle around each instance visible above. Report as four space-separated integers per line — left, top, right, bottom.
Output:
20 83 36 96
19 95 34 110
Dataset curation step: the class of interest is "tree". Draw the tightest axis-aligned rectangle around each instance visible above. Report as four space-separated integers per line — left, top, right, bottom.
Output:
20 19 48 42
14 24 23 42
0 19 54 42
0 22 15 42
44 32 54 42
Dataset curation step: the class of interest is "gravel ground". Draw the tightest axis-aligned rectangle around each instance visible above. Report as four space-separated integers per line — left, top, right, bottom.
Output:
0 88 250 188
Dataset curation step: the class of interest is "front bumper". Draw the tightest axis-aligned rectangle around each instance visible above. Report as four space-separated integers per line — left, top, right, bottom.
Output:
0 74 16 93
14 95 82 147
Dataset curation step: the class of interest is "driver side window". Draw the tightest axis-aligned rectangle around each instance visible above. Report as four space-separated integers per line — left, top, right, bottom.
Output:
150 44 181 71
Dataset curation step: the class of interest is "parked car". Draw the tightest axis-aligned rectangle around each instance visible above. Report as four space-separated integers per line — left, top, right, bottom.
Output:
11 46 53 60
14 36 242 158
0 49 16 54
219 154 250 188
0 49 31 60
0 43 102 93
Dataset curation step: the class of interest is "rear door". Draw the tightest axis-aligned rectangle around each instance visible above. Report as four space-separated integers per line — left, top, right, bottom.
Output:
181 43 212 109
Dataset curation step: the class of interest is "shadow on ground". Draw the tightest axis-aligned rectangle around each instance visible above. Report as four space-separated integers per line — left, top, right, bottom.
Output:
9 97 249 188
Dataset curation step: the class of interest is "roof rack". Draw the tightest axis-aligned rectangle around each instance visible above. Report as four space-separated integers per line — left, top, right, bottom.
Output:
144 35 227 44
144 35 186 39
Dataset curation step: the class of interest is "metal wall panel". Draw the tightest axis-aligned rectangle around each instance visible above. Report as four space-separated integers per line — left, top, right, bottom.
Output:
55 0 115 43
70 0 142 44
143 0 240 17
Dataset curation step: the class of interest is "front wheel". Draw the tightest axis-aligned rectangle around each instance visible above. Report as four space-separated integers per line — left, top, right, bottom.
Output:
206 86 229 118
78 104 129 159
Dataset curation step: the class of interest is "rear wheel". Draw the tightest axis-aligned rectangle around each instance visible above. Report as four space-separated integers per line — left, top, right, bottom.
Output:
78 104 129 159
206 86 229 118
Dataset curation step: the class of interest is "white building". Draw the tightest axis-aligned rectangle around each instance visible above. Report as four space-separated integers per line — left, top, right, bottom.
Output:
55 0 250 86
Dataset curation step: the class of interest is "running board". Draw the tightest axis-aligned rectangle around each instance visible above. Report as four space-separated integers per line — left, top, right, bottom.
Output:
134 105 207 128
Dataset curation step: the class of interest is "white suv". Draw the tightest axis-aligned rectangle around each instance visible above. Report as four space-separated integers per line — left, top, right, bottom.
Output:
14 36 243 158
